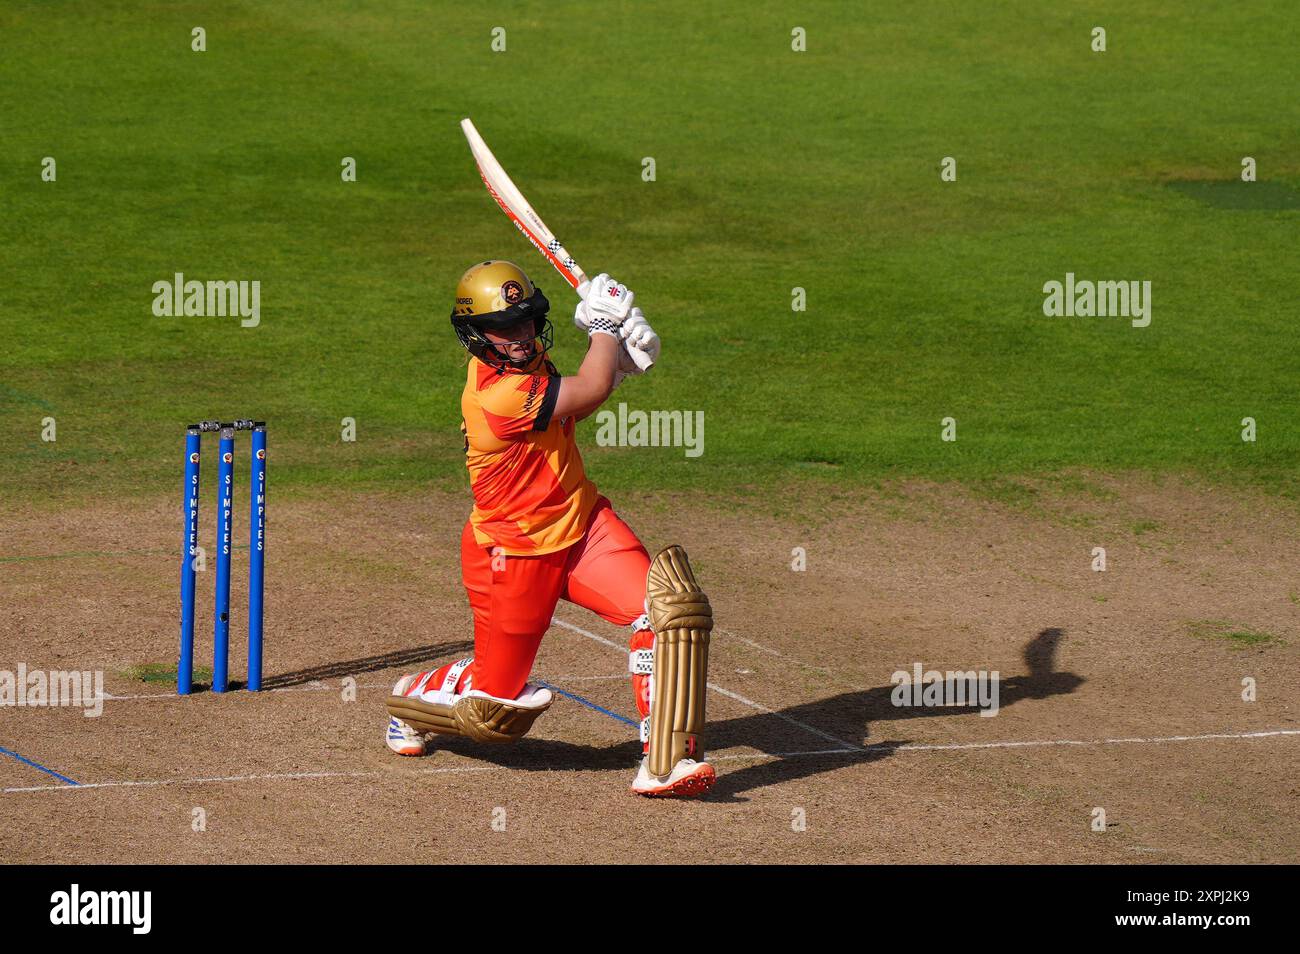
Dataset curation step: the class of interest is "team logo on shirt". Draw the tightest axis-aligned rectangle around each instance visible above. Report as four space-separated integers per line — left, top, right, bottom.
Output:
501 280 524 304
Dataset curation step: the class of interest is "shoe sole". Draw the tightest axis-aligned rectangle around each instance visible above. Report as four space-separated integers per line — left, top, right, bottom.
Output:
632 764 716 798
386 741 425 756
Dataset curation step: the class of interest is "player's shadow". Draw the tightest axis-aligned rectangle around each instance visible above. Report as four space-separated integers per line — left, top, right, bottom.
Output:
255 640 476 690
422 734 645 771
705 627 1084 800
421 627 1083 795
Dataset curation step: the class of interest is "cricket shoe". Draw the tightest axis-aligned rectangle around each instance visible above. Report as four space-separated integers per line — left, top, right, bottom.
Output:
385 674 428 756
630 756 716 798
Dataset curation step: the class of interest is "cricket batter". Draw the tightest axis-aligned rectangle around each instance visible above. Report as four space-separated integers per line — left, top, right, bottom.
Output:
384 261 715 798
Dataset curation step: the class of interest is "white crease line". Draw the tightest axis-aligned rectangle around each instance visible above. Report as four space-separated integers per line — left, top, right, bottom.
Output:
706 684 862 751
714 627 867 691
3 763 506 794
721 630 785 657
549 616 624 650
551 614 862 750
101 674 623 702
5 729 1296 795
899 729 1300 751
3 770 379 793
708 728 1300 762
418 765 502 776
100 682 384 701
545 674 626 682
719 628 837 674
711 750 859 762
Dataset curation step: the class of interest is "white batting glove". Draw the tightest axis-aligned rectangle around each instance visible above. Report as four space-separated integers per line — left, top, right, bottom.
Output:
573 298 589 331
619 306 660 370
573 297 600 334
575 273 634 338
616 341 641 375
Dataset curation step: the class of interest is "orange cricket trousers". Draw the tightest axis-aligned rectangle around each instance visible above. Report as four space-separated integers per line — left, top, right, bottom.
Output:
454 497 655 721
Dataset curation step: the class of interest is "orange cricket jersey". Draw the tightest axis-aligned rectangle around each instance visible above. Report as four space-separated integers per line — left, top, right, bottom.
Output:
461 355 598 555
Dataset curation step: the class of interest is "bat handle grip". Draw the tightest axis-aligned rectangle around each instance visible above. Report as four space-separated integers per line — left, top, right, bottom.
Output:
629 346 654 371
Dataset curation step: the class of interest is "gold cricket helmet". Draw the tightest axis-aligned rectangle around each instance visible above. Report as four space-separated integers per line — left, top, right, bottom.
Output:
450 260 553 368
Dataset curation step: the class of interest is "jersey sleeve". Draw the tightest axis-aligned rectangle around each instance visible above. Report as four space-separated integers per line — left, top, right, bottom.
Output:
479 372 559 440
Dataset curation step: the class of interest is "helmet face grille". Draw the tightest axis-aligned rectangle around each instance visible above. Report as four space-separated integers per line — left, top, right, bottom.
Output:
450 261 552 367
454 315 553 369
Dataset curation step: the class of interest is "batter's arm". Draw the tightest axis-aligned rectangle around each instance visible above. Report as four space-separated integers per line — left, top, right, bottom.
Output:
553 333 619 422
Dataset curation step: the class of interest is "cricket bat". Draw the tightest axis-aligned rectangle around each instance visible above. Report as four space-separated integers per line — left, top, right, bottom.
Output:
460 118 654 371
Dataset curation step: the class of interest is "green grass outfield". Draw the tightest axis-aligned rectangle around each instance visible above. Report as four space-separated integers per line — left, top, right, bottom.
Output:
2 1 1297 509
